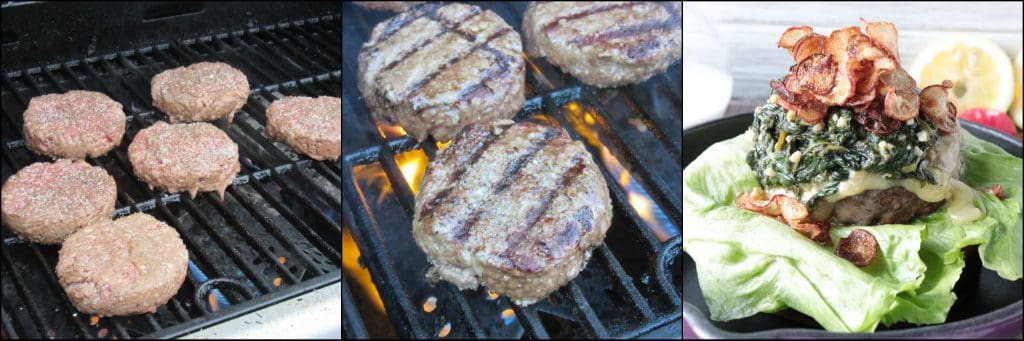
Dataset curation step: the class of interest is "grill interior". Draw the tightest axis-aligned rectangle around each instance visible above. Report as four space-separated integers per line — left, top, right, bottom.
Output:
1 8 341 340
342 2 681 339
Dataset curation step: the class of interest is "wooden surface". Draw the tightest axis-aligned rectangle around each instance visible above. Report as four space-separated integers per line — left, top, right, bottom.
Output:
685 1 1024 117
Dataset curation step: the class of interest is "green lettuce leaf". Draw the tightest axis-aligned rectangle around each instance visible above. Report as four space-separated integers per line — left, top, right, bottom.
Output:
959 131 1023 280
683 128 1023 332
881 211 997 325
880 129 1020 324
684 134 927 332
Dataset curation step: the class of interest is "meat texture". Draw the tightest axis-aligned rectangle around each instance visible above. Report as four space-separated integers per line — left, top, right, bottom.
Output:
523 1 681 87
56 213 188 317
811 187 944 226
354 1 425 12
412 120 612 305
358 3 525 142
128 121 240 200
1 160 116 244
22 90 126 159
265 96 341 161
151 62 249 124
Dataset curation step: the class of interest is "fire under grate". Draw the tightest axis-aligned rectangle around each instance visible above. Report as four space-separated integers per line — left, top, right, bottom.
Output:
1 15 341 339
341 2 681 339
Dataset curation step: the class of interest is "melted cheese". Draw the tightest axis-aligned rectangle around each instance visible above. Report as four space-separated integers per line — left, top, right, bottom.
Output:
820 170 983 223
825 170 948 203
947 180 983 223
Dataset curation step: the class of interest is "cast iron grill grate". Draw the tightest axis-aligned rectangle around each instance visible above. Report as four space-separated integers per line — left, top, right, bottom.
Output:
1 15 341 339
342 2 681 339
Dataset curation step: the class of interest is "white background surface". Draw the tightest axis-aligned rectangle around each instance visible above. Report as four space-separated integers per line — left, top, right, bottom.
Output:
181 282 340 339
684 1 1023 117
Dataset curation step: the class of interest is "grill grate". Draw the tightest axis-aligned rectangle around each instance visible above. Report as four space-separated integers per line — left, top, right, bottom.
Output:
342 2 681 339
1 15 341 339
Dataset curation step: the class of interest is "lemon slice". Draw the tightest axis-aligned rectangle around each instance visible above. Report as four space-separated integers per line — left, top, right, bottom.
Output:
1013 50 1022 128
908 35 1014 114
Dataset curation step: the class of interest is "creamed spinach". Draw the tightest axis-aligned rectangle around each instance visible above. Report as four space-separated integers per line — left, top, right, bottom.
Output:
747 91 939 206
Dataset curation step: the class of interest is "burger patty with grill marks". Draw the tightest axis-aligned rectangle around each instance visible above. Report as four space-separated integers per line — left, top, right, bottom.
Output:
354 1 424 12
523 1 681 88
358 2 525 142
412 120 612 306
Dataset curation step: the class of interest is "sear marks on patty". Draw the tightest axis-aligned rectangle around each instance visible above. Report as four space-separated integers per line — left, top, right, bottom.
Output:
354 1 425 12
810 187 944 226
523 1 681 87
358 3 525 142
412 121 612 305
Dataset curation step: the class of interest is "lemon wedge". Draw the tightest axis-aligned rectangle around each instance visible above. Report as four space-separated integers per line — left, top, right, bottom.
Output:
908 35 1014 114
1013 50 1022 128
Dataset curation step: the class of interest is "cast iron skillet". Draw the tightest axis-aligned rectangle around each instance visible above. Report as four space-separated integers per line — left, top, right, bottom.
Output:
682 113 1024 338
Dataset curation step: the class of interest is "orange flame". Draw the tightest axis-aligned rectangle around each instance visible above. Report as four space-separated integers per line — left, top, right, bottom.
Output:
563 102 671 241
343 226 386 312
522 52 554 90
396 150 429 196
377 120 407 139
351 149 431 203
352 163 391 205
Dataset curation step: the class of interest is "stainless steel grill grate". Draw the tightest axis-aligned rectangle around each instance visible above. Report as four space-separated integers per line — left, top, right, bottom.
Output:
1 15 341 339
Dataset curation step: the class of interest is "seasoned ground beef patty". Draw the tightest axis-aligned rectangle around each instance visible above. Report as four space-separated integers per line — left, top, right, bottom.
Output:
412 120 612 305
1 159 116 244
265 96 341 161
128 121 240 200
358 2 525 142
22 90 126 159
151 62 249 124
523 1 682 87
56 213 188 317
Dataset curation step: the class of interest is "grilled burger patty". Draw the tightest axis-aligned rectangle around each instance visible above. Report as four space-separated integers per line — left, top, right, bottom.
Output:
1 160 116 244
151 62 249 124
412 120 612 305
265 96 341 161
354 1 425 12
523 1 681 87
128 121 240 200
358 3 525 142
22 90 126 159
56 213 188 317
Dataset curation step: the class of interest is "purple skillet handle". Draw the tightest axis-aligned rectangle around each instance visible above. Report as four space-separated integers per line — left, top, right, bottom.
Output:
966 311 1023 339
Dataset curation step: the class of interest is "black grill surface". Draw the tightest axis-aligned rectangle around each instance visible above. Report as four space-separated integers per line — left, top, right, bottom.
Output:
342 2 681 339
1 4 341 339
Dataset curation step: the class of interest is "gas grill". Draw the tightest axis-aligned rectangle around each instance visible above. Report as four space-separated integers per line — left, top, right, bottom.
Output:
1 2 340 339
341 2 681 339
